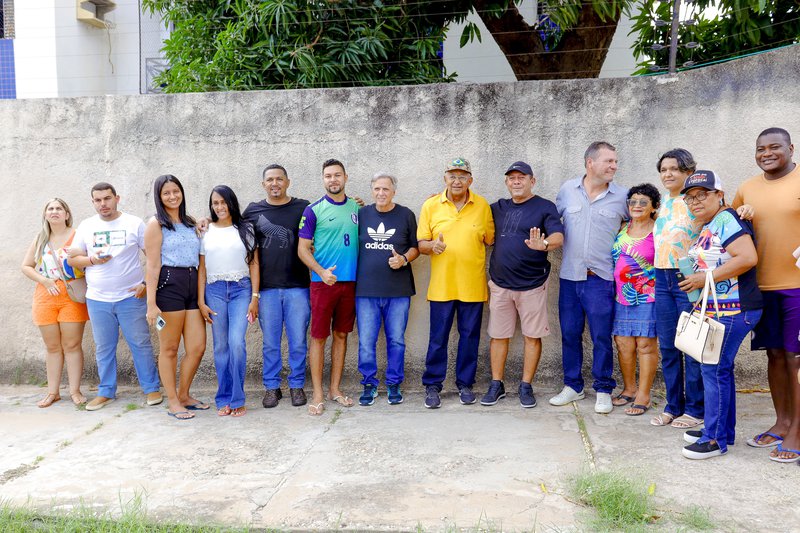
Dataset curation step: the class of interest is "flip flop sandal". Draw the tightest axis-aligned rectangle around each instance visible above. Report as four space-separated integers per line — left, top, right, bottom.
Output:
671 414 703 428
746 431 783 448
329 395 354 407
217 406 232 416
650 412 676 426
768 443 800 463
625 403 651 416
167 410 194 420
184 402 210 411
307 402 325 416
612 394 636 406
231 406 247 417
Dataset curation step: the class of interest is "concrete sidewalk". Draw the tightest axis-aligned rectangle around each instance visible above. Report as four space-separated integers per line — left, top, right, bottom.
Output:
1 385 798 531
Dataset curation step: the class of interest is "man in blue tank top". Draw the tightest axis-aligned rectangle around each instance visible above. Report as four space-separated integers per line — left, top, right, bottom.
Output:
298 159 360 415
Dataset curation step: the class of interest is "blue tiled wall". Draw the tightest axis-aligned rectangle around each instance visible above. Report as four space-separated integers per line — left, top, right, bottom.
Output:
0 39 16 99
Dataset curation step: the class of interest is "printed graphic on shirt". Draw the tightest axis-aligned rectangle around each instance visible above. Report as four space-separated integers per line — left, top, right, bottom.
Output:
654 197 697 268
612 226 655 306
91 230 127 255
499 208 524 236
255 214 292 249
366 223 396 250
689 210 746 316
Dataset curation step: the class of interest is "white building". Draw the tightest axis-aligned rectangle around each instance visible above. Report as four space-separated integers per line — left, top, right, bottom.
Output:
0 0 168 99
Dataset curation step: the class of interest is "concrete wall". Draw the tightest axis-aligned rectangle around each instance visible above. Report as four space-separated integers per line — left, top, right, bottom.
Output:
2 45 799 389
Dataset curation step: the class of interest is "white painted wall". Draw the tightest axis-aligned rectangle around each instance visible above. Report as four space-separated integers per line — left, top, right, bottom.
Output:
443 3 639 82
14 0 167 98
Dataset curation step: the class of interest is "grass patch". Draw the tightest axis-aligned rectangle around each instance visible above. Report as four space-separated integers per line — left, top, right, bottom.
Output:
33 456 44 465
57 440 72 450
0 494 251 532
125 403 141 412
329 408 343 425
569 469 657 531
86 422 104 435
673 505 715 531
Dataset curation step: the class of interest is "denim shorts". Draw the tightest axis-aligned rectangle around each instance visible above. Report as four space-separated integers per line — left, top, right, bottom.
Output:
612 301 656 338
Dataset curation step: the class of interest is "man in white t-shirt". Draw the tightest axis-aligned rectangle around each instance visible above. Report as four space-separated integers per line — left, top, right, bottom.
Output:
68 182 162 411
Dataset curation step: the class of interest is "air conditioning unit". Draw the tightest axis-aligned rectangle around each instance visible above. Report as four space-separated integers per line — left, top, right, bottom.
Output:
76 0 116 29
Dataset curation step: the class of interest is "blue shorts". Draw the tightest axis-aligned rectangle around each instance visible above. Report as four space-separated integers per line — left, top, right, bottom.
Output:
751 288 800 353
612 302 656 338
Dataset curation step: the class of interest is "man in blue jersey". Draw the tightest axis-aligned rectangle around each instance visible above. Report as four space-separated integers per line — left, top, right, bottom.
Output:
298 159 360 415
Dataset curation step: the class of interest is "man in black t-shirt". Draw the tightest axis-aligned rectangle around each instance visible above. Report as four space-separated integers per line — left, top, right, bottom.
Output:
355 172 419 406
481 161 564 408
243 164 311 409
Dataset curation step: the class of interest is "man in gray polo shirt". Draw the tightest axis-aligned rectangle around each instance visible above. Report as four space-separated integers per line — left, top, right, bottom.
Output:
550 141 628 413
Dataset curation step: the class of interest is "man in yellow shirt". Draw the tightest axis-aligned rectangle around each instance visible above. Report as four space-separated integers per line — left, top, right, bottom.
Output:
733 127 800 462
417 158 495 408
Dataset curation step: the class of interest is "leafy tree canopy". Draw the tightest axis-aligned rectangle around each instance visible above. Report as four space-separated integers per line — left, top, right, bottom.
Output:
142 0 800 91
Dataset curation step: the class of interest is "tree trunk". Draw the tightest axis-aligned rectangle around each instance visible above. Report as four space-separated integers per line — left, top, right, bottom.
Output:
474 1 620 80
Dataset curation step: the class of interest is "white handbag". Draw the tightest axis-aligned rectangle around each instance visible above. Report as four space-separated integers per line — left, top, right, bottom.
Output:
674 270 725 365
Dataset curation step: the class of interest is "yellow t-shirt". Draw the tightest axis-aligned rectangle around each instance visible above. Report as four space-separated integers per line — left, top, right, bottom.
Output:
417 190 495 302
732 164 800 290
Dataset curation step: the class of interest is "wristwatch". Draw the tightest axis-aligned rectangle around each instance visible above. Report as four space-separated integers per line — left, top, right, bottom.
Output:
542 239 549 251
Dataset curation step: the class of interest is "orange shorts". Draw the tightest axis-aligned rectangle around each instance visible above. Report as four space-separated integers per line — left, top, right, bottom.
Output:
32 281 89 326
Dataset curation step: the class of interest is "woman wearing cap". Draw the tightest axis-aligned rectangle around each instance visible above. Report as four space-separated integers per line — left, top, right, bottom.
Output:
21 198 89 407
677 170 762 459
610 183 660 416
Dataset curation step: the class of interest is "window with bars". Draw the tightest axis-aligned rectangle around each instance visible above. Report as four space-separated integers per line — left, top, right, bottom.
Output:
1 0 14 40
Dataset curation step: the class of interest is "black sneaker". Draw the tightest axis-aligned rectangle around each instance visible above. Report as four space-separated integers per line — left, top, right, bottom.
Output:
359 384 378 406
683 429 703 444
424 386 441 409
682 441 726 460
289 387 307 407
518 382 537 408
262 388 282 408
480 380 506 406
387 384 403 405
459 386 477 405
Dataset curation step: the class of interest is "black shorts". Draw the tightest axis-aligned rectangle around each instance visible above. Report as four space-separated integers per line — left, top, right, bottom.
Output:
156 266 199 312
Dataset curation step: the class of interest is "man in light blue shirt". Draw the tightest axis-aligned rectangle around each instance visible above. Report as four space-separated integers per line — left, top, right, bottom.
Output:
550 141 629 413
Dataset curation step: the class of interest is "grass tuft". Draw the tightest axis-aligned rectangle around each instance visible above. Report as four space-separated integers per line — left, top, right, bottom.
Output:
125 403 141 412
673 504 715 531
570 469 657 531
0 495 251 532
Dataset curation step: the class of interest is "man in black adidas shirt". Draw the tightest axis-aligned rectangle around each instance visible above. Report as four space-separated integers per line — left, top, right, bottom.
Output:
355 172 419 406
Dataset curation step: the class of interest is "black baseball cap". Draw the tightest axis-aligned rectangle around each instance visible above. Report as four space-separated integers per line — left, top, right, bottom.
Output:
505 161 534 176
680 170 724 194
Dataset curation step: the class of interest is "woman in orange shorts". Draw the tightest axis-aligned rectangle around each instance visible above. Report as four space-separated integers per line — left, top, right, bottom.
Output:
21 198 89 407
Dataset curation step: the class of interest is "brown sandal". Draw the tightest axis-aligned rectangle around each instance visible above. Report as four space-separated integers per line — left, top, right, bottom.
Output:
37 393 61 408
70 392 87 405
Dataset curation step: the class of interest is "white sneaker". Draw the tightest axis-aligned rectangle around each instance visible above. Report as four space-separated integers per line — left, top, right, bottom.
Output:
549 386 585 406
595 392 613 414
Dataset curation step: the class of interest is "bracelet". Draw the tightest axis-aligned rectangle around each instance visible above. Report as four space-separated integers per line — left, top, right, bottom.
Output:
89 256 95 265
402 254 409 265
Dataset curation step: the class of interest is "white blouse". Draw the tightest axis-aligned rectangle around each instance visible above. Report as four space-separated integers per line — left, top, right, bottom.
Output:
200 224 251 283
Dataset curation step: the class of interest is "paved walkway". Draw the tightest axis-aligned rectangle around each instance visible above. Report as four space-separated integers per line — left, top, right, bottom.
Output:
1 385 798 531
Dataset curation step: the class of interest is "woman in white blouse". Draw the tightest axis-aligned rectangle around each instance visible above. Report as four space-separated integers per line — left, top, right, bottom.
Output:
198 186 260 417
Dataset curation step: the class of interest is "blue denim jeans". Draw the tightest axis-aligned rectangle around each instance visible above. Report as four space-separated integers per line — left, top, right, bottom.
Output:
655 268 704 418
206 278 252 409
86 296 160 398
697 309 762 453
558 277 616 393
422 300 483 390
356 296 410 386
258 287 310 389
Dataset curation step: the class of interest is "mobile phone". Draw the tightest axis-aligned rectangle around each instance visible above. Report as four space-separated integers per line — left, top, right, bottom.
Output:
675 272 686 282
155 315 167 331
247 312 255 324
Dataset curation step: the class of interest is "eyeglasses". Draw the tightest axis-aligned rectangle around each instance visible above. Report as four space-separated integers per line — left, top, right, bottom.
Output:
627 199 650 207
683 191 710 204
446 175 471 183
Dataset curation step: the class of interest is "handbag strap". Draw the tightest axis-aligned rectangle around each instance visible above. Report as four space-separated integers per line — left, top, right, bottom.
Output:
47 232 75 283
705 270 722 318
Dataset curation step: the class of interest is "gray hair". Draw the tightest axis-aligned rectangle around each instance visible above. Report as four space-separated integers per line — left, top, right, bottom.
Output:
371 172 397 189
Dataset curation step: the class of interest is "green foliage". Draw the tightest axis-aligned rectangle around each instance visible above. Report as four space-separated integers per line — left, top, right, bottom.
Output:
631 0 800 74
142 0 479 91
570 469 657 530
